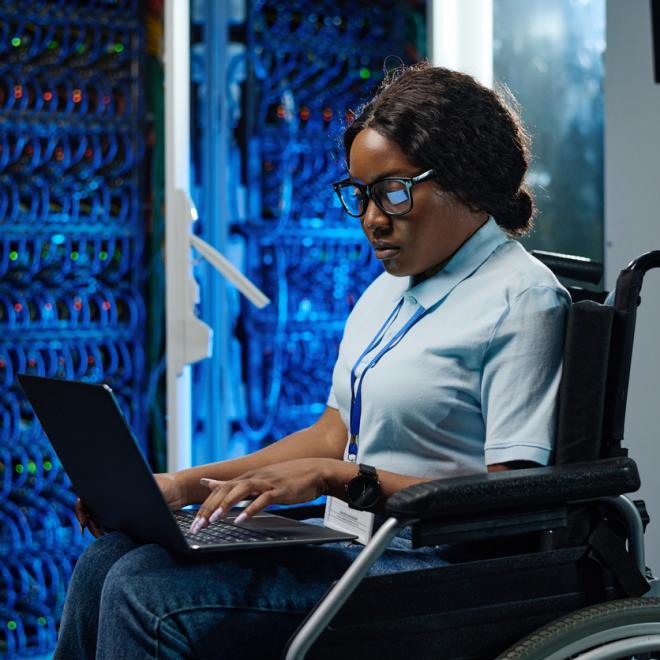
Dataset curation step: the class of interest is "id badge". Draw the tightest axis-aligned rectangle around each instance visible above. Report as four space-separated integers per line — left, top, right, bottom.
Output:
323 495 375 545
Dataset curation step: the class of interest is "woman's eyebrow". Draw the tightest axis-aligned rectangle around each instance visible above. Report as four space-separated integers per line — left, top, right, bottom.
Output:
347 169 411 183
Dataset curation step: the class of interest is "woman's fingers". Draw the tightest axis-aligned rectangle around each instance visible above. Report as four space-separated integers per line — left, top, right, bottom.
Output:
191 479 270 533
74 499 88 534
200 477 225 489
233 490 276 524
74 499 105 537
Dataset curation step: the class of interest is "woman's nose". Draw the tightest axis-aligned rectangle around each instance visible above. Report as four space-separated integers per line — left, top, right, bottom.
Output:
361 199 391 232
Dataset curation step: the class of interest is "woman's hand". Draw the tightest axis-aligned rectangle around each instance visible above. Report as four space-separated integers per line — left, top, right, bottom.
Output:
74 472 189 538
74 499 105 538
190 458 336 533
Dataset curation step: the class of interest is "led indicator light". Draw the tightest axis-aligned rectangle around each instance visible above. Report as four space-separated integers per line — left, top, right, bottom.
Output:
7 621 17 630
27 462 36 474
11 37 21 47
15 464 24 474
71 251 79 260
114 43 124 53
9 251 18 261
99 251 108 260
359 67 371 79
44 461 53 471
38 617 47 626
44 91 53 101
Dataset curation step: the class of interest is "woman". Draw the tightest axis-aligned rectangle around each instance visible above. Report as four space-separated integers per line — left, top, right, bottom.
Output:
58 63 569 658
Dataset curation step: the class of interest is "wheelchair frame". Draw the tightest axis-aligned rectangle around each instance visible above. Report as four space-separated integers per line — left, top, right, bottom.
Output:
283 250 660 660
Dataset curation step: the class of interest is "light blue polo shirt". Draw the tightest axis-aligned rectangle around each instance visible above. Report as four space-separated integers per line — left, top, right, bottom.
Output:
327 218 571 478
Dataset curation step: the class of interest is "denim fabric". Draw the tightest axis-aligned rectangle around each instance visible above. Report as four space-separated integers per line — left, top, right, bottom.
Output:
54 523 451 660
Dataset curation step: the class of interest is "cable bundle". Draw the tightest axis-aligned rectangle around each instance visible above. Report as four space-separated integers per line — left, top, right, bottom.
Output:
0 1 146 656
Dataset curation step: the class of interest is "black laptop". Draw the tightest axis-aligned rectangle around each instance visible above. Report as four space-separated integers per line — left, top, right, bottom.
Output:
18 374 356 553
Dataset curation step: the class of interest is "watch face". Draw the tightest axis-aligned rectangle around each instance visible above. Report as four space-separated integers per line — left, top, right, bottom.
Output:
347 475 380 510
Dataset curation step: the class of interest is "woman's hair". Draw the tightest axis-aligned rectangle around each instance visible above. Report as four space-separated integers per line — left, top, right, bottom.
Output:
343 62 535 236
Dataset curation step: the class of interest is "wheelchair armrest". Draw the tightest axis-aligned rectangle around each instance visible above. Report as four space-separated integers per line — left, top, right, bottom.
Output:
385 457 640 520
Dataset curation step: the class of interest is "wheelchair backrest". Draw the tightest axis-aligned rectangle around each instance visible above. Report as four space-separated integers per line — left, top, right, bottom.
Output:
534 249 660 464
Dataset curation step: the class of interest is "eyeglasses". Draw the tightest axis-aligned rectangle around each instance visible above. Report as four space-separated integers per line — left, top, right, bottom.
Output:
332 169 435 218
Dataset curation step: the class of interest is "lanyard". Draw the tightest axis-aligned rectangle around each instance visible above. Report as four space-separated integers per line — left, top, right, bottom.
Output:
347 298 428 462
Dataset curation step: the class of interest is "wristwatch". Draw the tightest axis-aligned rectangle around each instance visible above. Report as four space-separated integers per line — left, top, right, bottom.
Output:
346 464 382 511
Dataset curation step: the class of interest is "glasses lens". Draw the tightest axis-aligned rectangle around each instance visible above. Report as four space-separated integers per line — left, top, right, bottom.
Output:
337 183 364 217
372 180 411 214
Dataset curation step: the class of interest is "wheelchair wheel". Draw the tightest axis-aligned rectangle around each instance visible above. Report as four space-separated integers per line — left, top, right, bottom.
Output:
496 598 660 660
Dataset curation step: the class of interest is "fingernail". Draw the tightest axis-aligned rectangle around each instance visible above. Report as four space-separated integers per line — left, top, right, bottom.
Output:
189 516 206 534
199 478 212 486
209 507 224 523
79 522 85 535
234 512 247 525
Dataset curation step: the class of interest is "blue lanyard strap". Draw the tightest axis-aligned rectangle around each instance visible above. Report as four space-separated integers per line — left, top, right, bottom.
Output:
348 299 428 462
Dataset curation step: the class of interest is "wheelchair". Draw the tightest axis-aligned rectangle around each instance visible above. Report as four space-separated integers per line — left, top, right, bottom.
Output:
280 249 660 659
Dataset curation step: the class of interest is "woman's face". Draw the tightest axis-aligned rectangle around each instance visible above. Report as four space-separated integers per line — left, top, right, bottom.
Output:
349 128 487 279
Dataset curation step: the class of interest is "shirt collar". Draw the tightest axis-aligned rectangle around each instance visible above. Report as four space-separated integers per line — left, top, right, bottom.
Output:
389 217 510 309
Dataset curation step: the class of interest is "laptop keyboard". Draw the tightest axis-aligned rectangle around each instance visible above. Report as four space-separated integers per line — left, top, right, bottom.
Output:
173 511 287 545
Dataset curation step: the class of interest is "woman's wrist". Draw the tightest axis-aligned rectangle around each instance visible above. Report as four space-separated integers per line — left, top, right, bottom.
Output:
320 459 359 499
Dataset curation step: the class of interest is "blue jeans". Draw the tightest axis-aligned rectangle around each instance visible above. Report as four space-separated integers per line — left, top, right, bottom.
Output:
54 523 452 659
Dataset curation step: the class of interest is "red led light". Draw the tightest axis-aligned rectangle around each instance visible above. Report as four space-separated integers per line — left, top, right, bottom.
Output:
0 360 5 368
28 359 36 367
103 95 110 104
85 148 93 158
14 85 22 99
73 89 82 103
276 105 286 119
43 91 53 101
323 107 333 121
88 356 95 365
74 298 82 311
14 303 22 313
102 301 111 311
300 107 310 121
44 303 53 311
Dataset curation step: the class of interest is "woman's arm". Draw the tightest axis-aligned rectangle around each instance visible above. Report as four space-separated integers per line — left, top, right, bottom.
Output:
169 406 348 505
190 459 538 530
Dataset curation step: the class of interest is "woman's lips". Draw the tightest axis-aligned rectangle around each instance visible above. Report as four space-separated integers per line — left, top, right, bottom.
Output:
372 243 400 260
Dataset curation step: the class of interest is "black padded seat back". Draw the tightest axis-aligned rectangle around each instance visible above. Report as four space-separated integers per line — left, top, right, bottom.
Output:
555 300 615 464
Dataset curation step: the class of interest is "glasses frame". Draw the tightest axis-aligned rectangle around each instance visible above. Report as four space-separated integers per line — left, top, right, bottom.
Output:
332 169 435 218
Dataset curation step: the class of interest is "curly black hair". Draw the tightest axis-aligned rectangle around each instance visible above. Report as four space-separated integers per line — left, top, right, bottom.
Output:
343 62 535 236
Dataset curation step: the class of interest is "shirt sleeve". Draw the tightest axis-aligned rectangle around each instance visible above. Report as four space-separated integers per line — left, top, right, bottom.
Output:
481 286 570 466
327 385 338 409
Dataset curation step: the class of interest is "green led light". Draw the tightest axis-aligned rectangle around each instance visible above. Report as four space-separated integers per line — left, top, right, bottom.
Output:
71 251 79 261
47 40 59 50
76 43 86 53
44 461 53 471
15 464 24 474
7 621 17 630
11 37 21 47
99 250 108 260
114 43 124 53
27 461 37 474
37 617 47 626
359 67 371 79
9 251 18 261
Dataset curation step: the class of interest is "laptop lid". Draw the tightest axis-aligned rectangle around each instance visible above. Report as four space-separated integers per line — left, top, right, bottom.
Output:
18 374 356 552
19 373 191 552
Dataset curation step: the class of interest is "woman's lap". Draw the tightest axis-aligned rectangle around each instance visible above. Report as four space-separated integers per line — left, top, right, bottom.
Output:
57 522 452 659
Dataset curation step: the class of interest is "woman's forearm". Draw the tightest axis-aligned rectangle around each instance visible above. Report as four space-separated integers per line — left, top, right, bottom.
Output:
173 407 347 504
